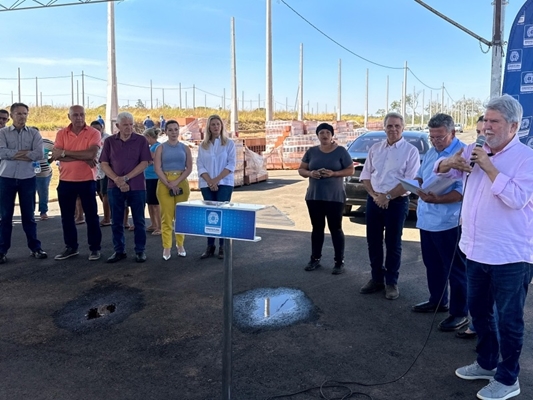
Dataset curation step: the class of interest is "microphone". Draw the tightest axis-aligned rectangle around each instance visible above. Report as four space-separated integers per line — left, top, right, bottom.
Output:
470 135 486 168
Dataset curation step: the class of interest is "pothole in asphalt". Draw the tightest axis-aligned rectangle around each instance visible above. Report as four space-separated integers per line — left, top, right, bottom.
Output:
87 304 116 320
54 282 144 333
233 287 318 332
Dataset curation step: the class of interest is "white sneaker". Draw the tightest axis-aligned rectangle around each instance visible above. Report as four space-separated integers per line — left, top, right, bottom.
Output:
477 378 520 400
456 361 496 380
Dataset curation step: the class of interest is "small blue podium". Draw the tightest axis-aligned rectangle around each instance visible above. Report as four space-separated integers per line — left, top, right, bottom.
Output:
175 200 266 400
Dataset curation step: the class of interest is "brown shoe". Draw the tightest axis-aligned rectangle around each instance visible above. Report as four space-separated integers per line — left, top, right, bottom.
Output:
385 284 399 300
200 245 216 259
360 279 385 294
218 247 224 259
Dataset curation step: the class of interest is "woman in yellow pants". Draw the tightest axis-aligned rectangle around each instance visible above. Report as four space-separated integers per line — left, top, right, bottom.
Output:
154 120 192 260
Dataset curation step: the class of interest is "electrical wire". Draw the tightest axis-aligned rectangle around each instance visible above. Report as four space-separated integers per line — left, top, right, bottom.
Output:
279 0 444 93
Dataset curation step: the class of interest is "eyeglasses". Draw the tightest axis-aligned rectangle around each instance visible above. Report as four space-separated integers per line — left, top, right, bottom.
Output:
429 132 450 142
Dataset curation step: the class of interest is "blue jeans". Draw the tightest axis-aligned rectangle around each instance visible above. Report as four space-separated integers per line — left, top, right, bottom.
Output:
365 195 408 285
200 185 233 246
0 176 41 253
57 180 101 252
36 173 52 214
467 259 532 385
108 187 146 253
420 227 467 317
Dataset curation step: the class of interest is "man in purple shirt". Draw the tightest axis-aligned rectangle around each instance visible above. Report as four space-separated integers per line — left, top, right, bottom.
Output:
438 95 533 400
100 112 151 263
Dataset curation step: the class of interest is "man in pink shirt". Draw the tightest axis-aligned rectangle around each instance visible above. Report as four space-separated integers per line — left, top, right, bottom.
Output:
51 105 102 261
437 95 533 400
359 112 419 300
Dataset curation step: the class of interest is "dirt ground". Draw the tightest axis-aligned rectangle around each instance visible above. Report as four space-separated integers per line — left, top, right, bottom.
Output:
1 130 533 400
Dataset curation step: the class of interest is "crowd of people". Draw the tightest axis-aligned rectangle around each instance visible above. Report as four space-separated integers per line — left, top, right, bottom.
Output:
0 103 236 264
298 95 533 400
0 94 532 400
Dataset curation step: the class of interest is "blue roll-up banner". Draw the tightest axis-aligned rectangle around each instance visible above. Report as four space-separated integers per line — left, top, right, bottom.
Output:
503 0 533 147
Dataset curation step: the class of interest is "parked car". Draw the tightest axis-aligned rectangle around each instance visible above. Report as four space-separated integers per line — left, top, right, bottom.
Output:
343 131 432 215
454 123 464 133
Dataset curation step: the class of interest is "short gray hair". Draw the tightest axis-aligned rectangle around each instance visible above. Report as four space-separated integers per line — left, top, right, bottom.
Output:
428 113 455 132
383 112 404 126
485 94 523 124
116 111 133 124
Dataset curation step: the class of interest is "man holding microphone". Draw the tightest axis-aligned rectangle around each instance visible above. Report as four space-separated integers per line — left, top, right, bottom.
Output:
436 95 533 400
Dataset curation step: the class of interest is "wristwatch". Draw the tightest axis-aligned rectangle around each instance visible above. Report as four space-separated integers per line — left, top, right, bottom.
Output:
61 150 66 158
386 194 392 200
124 176 129 183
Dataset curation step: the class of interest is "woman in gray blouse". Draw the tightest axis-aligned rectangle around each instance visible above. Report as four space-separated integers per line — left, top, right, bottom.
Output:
297 123 354 275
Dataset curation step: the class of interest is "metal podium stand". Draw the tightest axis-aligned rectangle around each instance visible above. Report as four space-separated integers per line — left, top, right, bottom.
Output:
175 200 292 400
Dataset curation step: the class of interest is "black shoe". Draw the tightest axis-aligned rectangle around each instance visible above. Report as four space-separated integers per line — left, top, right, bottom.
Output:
218 247 224 259
30 249 48 259
106 252 127 263
456 329 477 339
200 245 216 259
360 279 385 294
304 257 321 271
412 301 449 313
332 262 345 275
0 253 7 264
54 247 79 260
135 252 147 263
438 315 470 332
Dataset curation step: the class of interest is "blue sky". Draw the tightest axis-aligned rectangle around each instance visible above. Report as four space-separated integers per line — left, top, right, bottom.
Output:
0 0 525 115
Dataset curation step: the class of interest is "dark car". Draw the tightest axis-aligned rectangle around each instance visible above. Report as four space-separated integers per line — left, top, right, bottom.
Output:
343 130 432 215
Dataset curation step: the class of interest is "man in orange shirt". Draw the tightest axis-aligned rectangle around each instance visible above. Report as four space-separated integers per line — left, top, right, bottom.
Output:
51 105 102 261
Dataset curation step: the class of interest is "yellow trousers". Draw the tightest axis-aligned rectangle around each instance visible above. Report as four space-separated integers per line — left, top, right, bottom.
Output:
156 172 190 248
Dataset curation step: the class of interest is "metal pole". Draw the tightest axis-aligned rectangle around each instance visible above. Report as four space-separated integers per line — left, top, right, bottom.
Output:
150 80 153 110
162 88 165 107
265 0 273 121
35 77 38 107
337 59 341 121
242 91 244 111
71 71 74 106
193 84 196 110
441 83 445 113
298 43 304 121
82 70 85 107
179 83 182 109
421 89 425 127
106 0 119 133
412 86 415 126
230 17 239 135
386 75 389 114
429 90 432 117
222 239 234 400
40 92 42 107
76 80 79 104
401 61 407 117
17 68 21 102
490 0 505 98
364 68 369 129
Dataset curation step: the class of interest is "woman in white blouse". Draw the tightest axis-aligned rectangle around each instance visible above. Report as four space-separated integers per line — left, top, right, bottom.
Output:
197 115 236 259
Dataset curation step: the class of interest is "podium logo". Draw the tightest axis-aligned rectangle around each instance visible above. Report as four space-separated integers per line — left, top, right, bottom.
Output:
508 49 522 71
205 210 222 235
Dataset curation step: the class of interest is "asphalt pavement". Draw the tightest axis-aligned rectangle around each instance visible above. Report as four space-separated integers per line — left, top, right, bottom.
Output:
2 135 533 400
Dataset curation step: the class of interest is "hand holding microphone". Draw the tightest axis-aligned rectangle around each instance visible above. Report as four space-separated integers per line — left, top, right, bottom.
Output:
469 135 487 168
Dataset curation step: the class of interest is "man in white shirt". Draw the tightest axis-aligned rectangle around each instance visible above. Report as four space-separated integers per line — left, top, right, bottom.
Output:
359 112 419 300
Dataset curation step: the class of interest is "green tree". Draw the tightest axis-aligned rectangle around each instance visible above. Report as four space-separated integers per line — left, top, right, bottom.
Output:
135 99 146 109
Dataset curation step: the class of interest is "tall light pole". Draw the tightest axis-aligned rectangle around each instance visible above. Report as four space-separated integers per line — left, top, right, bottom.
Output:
298 43 304 121
106 0 119 133
230 18 239 135
265 0 273 121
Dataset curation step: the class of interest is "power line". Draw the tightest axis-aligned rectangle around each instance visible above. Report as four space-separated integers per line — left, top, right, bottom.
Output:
279 0 443 91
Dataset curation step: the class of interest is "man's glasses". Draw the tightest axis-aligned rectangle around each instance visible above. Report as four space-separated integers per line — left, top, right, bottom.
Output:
429 132 450 142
